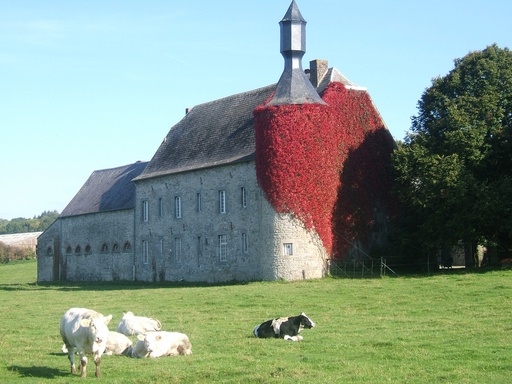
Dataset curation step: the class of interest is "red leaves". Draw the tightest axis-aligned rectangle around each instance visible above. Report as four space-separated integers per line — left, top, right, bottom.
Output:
254 83 394 258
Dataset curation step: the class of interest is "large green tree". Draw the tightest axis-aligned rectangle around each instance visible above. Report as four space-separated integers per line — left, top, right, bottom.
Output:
393 44 512 266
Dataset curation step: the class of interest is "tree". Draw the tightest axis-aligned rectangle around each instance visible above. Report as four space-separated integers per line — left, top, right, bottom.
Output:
393 44 512 266
0 210 59 234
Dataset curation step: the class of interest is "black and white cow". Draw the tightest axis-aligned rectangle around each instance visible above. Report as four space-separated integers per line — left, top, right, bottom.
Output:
253 312 316 341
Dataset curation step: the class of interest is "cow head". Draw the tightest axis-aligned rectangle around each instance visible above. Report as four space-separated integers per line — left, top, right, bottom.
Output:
80 314 112 346
300 313 316 329
132 334 150 358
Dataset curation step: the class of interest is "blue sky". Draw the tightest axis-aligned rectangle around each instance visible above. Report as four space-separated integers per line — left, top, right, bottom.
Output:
1 0 511 220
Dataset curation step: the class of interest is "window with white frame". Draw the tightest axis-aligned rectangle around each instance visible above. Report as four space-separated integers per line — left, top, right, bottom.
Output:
196 192 202 213
283 243 293 256
218 234 227 261
219 190 226 214
241 233 248 254
174 237 182 263
175 196 182 218
142 200 149 222
241 187 247 208
142 240 149 264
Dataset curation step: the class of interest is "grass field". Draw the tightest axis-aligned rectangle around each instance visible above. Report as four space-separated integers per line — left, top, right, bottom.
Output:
0 259 511 383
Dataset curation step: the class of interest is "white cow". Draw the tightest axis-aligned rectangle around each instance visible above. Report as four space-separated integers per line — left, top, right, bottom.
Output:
116 311 161 336
104 331 133 356
60 308 112 378
61 331 132 356
131 331 192 358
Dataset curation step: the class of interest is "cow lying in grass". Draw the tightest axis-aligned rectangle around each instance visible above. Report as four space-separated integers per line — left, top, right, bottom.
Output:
60 308 112 378
253 312 316 341
116 311 162 336
104 331 133 356
131 331 192 358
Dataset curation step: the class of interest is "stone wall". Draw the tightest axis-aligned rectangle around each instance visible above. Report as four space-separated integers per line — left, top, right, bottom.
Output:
37 209 135 282
37 161 329 283
134 161 328 283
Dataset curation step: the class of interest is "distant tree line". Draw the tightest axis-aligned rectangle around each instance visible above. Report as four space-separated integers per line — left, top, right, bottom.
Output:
0 210 59 235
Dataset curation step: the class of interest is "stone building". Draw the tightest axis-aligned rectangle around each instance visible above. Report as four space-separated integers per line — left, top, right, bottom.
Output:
37 1 395 283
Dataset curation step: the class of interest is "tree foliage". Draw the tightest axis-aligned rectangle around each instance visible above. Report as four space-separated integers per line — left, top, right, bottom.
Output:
393 44 512 263
0 210 59 234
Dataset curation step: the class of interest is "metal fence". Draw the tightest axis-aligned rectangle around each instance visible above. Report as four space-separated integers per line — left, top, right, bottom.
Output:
327 258 400 278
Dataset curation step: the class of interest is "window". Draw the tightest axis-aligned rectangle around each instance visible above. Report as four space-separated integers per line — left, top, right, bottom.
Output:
66 246 72 254
142 240 149 264
85 244 92 254
218 234 228 261
219 190 226 214
242 233 248 254
75 245 81 254
158 197 163 217
123 241 132 252
101 243 108 253
46 246 53 256
241 187 247 208
196 192 202 213
159 238 164 257
175 196 182 218
283 243 293 256
174 238 182 263
112 243 119 252
142 200 149 222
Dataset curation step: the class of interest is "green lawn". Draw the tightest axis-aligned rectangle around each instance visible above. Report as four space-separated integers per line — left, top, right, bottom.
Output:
0 259 511 383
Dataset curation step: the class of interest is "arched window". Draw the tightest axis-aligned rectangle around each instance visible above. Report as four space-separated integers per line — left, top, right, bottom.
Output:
46 246 53 256
85 244 92 254
66 246 72 254
112 243 119 252
101 243 109 253
75 245 81 254
123 241 132 252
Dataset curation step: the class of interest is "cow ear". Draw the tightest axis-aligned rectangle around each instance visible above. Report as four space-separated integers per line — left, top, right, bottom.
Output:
156 335 162 341
80 318 92 327
104 314 113 325
137 334 145 341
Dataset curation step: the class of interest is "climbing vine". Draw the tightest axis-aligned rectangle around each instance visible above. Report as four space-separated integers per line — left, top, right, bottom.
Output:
254 82 395 258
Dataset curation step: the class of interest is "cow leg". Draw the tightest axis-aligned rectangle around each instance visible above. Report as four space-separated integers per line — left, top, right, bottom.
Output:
80 356 88 378
67 347 77 374
94 355 102 378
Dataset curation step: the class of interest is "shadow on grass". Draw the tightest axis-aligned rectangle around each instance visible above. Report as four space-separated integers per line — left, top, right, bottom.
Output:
0 279 254 292
7 365 68 379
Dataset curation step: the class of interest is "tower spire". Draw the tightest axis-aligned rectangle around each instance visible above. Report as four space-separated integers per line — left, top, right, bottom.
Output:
266 0 325 106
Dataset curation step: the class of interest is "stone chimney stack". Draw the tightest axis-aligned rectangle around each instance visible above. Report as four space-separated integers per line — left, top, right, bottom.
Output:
266 1 325 106
309 59 329 88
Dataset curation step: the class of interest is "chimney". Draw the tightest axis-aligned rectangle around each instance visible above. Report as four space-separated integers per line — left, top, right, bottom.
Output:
309 59 328 88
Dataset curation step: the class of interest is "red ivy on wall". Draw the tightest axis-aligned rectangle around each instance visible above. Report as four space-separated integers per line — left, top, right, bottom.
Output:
254 82 396 259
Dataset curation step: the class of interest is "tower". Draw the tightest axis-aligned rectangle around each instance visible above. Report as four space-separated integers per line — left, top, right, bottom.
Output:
266 0 325 106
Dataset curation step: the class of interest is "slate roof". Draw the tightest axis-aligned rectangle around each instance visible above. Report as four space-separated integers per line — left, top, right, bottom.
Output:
60 161 148 217
134 84 276 181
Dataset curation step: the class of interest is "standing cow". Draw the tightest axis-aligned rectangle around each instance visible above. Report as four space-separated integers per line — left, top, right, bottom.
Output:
253 312 316 341
60 308 112 378
116 311 162 336
131 331 192 358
